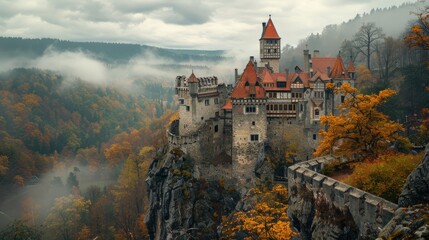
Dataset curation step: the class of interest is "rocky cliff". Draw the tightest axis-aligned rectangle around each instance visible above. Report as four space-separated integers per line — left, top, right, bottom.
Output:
377 145 429 239
145 148 240 240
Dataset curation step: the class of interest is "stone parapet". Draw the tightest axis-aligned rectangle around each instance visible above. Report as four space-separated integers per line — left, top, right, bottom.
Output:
288 156 398 239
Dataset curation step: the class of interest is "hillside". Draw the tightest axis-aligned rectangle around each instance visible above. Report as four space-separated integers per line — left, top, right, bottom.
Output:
281 2 422 69
0 37 225 64
0 68 172 182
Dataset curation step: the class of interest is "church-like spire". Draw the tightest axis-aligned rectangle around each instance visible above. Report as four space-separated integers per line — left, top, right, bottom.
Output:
261 16 280 39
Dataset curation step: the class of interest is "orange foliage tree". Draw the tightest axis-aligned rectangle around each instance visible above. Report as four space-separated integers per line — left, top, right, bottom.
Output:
221 184 296 239
314 83 408 159
404 6 429 50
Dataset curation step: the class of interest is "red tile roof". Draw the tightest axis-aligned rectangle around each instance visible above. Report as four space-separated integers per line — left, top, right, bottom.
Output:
312 57 336 75
222 98 232 110
231 61 265 99
260 68 275 84
261 17 280 39
188 72 198 83
330 54 348 79
291 72 310 88
310 71 330 82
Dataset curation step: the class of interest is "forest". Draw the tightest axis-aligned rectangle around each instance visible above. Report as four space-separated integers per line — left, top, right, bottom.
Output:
0 2 428 240
0 68 176 239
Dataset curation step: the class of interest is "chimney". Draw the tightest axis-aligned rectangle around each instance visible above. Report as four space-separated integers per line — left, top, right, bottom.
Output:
235 68 238 80
285 68 289 76
262 22 266 35
313 50 319 57
326 66 331 77
254 61 257 69
250 56 255 63
303 50 309 72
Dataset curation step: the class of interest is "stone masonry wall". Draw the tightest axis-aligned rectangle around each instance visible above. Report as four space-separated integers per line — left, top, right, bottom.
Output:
288 156 397 239
232 100 267 181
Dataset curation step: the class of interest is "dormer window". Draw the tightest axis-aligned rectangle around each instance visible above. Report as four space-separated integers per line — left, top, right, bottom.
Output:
245 81 250 86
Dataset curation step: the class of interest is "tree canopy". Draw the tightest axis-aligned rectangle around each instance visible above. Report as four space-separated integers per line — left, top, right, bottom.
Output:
314 83 409 159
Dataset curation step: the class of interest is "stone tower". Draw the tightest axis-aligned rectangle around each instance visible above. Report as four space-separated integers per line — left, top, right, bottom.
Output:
260 15 281 73
230 59 267 180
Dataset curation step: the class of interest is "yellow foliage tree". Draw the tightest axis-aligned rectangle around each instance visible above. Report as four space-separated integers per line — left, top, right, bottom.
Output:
45 195 91 240
314 83 408 159
404 6 429 50
221 184 296 239
355 64 373 90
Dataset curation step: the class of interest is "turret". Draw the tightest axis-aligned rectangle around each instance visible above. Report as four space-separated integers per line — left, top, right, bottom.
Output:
188 72 199 97
260 15 281 73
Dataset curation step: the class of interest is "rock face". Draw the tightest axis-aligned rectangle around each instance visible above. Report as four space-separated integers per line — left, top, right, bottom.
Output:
398 144 429 207
288 183 359 240
378 145 429 239
145 148 239 240
377 204 429 240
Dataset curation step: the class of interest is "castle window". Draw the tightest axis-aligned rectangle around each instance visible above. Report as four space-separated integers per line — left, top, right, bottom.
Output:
250 94 255 98
205 99 210 105
214 125 218 132
313 134 317 140
186 106 190 111
274 105 278 111
214 98 219 104
252 121 255 126
245 106 257 113
341 96 345 103
179 99 184 104
250 134 259 142
315 109 320 116
276 82 286 88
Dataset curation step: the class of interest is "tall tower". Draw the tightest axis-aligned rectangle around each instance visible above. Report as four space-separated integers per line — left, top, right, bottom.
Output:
260 15 281 73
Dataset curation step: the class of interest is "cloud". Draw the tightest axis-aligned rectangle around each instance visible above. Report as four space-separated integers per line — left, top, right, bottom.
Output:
0 0 416 53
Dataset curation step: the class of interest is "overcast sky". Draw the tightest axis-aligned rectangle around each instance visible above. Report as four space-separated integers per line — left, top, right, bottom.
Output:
0 0 417 55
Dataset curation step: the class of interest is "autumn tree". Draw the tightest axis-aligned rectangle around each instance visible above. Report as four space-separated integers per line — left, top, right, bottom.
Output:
0 220 43 240
355 64 374 90
111 146 154 239
314 83 409 159
353 23 384 70
404 6 429 50
221 184 296 239
45 195 91 240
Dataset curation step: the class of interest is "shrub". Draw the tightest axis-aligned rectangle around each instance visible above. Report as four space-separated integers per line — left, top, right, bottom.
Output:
343 152 423 203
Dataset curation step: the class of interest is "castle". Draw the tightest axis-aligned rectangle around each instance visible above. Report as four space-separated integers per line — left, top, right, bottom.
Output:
168 16 355 181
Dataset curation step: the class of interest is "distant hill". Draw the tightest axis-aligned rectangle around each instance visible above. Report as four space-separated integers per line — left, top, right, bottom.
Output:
281 2 422 69
0 37 226 64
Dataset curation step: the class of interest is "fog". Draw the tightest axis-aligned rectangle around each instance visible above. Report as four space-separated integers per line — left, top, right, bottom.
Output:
0 162 116 228
0 46 249 91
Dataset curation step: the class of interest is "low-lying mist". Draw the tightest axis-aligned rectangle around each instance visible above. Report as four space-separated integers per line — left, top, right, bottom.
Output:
0 46 248 91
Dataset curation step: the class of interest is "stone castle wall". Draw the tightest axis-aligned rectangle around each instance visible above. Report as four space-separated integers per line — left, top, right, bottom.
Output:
232 99 267 179
288 156 397 239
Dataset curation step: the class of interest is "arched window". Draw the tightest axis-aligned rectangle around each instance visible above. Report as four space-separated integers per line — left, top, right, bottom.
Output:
315 109 320 116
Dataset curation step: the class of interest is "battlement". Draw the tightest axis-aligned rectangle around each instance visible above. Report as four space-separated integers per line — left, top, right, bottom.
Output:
288 156 397 238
